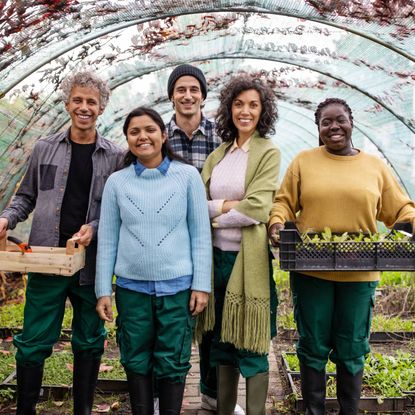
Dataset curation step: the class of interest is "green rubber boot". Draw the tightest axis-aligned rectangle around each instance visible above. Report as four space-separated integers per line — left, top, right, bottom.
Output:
217 365 240 415
246 372 269 415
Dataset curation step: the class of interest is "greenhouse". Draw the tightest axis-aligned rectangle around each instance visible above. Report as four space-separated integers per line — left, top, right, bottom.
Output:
0 1 414 414
1 0 414 208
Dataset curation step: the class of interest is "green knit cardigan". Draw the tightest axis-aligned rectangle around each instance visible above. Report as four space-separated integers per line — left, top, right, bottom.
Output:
197 131 280 354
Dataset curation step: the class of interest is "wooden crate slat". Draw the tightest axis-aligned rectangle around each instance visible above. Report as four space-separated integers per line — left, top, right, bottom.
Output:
0 241 85 276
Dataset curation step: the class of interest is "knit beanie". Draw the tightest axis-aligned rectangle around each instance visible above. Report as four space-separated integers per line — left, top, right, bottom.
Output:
167 64 207 99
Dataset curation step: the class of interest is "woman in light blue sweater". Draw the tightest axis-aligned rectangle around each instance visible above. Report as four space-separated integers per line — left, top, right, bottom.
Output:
95 107 212 415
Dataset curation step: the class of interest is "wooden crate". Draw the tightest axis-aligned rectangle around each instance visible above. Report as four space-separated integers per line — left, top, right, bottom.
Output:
0 236 85 276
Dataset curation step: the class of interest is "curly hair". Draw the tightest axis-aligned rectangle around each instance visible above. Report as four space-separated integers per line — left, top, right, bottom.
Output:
215 75 278 142
60 70 111 110
314 98 354 127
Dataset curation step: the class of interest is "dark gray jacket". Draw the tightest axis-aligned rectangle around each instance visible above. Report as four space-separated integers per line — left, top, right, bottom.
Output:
0 129 125 285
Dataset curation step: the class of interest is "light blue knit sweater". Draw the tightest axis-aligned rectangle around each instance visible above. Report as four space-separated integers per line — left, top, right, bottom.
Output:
95 161 212 298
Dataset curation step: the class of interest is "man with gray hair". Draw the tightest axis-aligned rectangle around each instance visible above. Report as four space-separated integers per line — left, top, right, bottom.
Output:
0 71 124 415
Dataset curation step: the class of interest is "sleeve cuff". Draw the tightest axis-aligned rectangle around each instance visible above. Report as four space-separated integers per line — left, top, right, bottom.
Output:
208 199 225 218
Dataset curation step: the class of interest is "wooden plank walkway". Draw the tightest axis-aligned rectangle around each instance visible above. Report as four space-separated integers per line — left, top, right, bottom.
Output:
182 341 283 414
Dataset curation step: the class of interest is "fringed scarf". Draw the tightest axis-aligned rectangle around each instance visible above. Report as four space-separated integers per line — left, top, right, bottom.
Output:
197 131 280 353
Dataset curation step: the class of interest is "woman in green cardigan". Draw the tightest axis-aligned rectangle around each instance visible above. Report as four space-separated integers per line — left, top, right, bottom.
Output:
200 75 281 415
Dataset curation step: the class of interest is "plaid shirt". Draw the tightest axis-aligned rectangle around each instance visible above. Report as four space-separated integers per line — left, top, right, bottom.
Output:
166 114 221 172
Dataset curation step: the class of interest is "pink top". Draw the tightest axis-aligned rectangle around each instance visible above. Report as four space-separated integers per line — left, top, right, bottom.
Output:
208 139 259 251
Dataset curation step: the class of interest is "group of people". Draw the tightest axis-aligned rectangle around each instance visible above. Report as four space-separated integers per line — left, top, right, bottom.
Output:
0 63 414 415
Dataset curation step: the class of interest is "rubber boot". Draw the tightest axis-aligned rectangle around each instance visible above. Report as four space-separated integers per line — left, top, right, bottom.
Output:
16 363 44 415
336 365 363 415
217 365 240 415
158 379 185 415
299 362 326 415
126 372 154 415
246 371 269 415
72 356 101 415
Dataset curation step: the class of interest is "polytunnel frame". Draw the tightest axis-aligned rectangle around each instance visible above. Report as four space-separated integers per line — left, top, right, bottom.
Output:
0 4 414 202
106 53 415 134
1 6 414 97
3 7 414 138
47 55 409 194
109 55 412 153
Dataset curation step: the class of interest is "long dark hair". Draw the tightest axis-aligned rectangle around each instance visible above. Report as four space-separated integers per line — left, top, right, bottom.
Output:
123 106 187 167
215 75 278 142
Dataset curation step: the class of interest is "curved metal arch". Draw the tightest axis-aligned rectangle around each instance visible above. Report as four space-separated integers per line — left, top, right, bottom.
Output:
103 80 413 193
106 60 414 194
1 53 412 205
105 55 415 135
4 53 412 150
1 6 413 96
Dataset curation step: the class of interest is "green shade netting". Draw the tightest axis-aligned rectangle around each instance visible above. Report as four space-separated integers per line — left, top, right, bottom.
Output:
0 1 414 211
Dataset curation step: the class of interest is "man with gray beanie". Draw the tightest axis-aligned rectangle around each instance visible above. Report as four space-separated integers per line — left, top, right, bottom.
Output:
164 64 244 415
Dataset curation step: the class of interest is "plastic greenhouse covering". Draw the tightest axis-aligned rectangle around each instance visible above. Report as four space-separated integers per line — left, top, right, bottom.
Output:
0 0 414 217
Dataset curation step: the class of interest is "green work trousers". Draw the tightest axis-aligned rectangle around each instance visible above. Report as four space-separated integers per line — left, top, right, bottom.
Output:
115 287 194 383
209 248 277 378
199 330 217 398
14 272 106 367
290 272 378 375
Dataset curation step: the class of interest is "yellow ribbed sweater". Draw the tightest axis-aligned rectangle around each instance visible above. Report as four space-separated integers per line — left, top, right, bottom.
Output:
269 146 415 282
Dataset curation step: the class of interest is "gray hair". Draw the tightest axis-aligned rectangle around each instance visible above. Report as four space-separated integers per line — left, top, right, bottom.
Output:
60 70 111 110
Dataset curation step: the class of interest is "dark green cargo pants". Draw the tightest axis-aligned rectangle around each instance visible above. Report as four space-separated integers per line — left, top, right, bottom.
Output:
208 248 278 378
115 287 194 383
290 272 378 375
14 272 106 366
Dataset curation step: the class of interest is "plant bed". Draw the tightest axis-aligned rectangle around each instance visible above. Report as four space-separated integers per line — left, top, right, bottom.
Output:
0 376 128 400
286 372 408 414
0 342 127 401
0 301 117 340
277 311 415 343
281 351 414 414
0 302 73 339
279 222 415 272
278 329 415 343
0 327 72 341
370 331 415 343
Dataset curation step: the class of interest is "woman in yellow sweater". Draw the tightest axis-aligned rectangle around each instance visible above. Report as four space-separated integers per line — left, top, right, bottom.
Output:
268 98 415 415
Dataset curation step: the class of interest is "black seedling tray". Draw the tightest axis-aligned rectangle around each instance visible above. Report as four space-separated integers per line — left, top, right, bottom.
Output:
279 222 415 271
